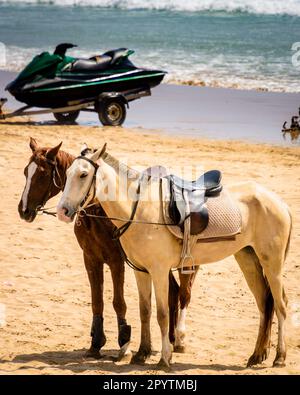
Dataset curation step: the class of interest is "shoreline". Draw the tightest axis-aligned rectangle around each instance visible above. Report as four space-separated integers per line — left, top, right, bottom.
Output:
1 70 300 146
1 68 299 94
165 79 295 93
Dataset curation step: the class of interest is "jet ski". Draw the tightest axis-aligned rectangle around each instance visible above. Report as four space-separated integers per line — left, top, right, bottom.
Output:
3 43 166 125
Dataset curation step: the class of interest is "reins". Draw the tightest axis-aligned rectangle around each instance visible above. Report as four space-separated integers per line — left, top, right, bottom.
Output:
71 156 177 239
36 205 57 217
37 158 176 229
76 207 176 228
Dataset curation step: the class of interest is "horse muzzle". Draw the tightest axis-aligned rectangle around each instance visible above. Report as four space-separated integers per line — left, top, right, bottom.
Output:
18 203 37 223
57 204 77 223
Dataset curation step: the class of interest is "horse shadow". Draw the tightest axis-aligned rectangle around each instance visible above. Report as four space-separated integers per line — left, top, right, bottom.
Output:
0 349 262 374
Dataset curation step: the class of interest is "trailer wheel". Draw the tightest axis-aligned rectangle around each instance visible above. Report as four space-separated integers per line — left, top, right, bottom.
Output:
53 110 80 124
97 98 126 126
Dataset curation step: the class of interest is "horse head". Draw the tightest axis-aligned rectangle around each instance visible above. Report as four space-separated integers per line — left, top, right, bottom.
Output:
18 137 63 222
57 143 107 223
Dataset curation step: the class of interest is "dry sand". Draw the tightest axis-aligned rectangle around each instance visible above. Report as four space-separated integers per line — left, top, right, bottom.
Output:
0 120 299 375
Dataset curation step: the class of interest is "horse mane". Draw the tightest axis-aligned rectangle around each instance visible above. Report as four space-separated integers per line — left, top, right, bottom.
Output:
56 149 75 169
103 152 140 180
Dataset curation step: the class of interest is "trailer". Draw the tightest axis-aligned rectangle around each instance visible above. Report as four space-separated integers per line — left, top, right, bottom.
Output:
0 87 151 126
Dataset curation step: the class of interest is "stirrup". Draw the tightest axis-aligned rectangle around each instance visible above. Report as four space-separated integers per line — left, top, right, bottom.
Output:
181 254 196 274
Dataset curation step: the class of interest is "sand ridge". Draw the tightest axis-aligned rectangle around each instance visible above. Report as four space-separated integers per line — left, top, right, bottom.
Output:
0 121 299 375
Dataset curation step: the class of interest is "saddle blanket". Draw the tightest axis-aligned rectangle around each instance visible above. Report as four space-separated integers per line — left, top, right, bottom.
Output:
161 178 242 240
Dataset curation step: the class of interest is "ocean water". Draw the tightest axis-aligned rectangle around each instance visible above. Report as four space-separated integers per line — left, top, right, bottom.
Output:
0 0 300 92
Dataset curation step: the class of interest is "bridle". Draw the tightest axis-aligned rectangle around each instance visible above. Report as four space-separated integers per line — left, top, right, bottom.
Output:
35 157 64 216
74 159 176 239
75 155 99 212
74 155 147 239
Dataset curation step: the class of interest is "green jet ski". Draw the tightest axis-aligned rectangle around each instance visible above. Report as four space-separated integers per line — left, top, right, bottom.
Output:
3 43 166 126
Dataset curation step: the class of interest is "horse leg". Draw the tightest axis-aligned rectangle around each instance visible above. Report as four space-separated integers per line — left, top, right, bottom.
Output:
130 271 152 364
257 254 288 367
234 247 274 367
168 271 179 346
109 257 131 359
174 267 199 353
83 253 106 359
152 270 172 369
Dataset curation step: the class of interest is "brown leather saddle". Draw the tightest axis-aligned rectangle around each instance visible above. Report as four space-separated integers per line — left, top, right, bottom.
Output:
166 170 222 235
142 166 223 235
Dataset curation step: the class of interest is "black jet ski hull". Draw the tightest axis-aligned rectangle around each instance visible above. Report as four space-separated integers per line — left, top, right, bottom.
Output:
8 70 165 108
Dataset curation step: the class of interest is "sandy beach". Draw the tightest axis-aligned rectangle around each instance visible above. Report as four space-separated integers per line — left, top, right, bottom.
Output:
0 112 300 374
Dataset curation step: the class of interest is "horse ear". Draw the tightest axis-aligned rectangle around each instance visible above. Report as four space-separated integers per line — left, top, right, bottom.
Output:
46 141 63 161
29 137 38 152
90 143 107 163
80 143 88 155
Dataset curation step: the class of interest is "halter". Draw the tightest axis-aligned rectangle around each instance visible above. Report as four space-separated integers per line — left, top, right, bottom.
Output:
73 155 144 240
35 157 64 215
75 156 99 212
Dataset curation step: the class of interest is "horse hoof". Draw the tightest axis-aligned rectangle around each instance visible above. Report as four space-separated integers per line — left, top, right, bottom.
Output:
118 324 131 348
117 341 131 361
130 350 151 365
273 358 286 368
84 347 102 360
174 345 185 353
247 349 270 367
157 358 171 371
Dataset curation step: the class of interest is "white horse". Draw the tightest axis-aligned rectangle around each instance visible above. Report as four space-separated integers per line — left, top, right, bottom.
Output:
57 144 292 369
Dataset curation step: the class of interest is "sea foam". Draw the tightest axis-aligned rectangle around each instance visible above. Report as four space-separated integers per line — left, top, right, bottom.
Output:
1 0 300 17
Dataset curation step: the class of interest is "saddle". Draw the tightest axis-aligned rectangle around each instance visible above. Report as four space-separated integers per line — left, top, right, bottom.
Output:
167 170 222 235
159 170 222 273
141 166 224 274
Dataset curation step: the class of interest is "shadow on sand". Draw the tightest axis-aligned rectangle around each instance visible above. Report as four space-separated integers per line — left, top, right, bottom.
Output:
0 348 263 374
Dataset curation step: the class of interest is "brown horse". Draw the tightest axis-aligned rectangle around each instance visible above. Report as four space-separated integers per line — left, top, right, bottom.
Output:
18 138 197 359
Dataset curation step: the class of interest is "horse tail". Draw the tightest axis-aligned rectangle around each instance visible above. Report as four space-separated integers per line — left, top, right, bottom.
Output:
284 207 293 262
281 206 292 307
168 270 180 344
262 206 291 320
263 276 275 333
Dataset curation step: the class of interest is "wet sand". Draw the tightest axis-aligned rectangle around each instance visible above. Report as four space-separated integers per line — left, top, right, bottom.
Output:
0 119 299 375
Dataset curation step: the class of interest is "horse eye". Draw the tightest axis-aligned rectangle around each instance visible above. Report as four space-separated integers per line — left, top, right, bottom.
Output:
80 173 88 179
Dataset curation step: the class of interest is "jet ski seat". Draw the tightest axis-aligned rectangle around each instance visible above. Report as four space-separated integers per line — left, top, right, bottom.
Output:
71 55 112 72
70 48 129 72
102 48 129 65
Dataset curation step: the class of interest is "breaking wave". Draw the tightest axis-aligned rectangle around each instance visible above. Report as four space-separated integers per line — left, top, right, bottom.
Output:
1 0 300 17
